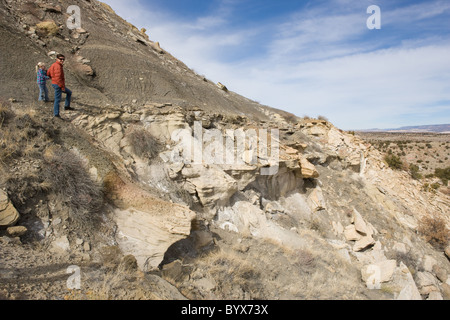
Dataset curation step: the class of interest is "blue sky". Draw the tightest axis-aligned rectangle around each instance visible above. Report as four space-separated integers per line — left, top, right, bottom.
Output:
101 0 450 130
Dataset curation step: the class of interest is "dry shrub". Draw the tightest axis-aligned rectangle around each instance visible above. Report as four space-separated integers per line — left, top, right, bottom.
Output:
282 112 299 124
0 102 55 206
202 249 265 299
294 248 316 271
0 104 51 165
418 214 450 250
0 130 18 164
0 100 17 163
0 98 14 125
36 20 59 37
102 170 125 198
126 127 161 159
42 147 103 228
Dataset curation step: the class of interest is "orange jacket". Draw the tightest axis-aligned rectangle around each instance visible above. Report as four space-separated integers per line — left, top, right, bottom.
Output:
47 61 65 91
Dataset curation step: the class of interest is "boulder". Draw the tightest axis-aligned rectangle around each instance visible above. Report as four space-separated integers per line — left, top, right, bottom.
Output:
0 190 19 228
6 226 27 237
51 235 71 253
300 121 329 137
395 262 422 300
113 202 196 270
0 190 10 211
346 152 363 172
441 283 450 300
150 41 164 54
444 245 450 260
217 82 228 91
416 271 439 295
72 114 124 157
353 235 375 252
423 255 437 273
299 157 319 179
352 208 370 236
392 242 408 254
182 165 238 211
307 187 326 212
432 265 448 283
397 283 422 300
344 225 362 241
427 291 443 300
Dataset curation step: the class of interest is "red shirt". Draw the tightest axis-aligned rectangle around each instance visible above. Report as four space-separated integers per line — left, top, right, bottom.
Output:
47 61 65 91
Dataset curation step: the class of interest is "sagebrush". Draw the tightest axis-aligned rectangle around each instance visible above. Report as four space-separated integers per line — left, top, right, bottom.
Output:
418 214 450 250
126 127 160 159
42 148 104 228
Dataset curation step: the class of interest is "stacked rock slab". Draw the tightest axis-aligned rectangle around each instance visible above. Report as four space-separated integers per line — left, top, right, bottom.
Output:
0 190 19 228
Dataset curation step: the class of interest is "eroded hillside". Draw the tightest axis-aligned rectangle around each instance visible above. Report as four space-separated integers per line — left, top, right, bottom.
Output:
1 0 450 301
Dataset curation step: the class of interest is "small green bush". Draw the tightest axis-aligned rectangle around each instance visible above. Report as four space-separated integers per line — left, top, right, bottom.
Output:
434 167 450 186
409 164 422 180
385 154 403 170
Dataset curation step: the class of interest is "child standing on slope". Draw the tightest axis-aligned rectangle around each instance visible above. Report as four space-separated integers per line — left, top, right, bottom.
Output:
36 62 50 102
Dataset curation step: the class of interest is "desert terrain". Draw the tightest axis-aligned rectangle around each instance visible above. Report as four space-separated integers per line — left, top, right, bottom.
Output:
356 132 449 189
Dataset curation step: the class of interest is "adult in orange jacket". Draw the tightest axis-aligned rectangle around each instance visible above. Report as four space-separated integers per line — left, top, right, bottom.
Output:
47 54 74 118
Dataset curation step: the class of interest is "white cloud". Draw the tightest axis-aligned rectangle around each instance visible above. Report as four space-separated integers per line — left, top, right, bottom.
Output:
226 44 450 129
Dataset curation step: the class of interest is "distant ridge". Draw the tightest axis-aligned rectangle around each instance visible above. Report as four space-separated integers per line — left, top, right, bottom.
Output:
361 124 450 133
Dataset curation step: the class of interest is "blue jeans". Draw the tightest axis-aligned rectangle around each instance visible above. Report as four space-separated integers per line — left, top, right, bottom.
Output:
38 83 49 101
52 84 72 116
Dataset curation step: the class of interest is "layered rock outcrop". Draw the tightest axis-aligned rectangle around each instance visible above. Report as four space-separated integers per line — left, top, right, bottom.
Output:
0 190 19 228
